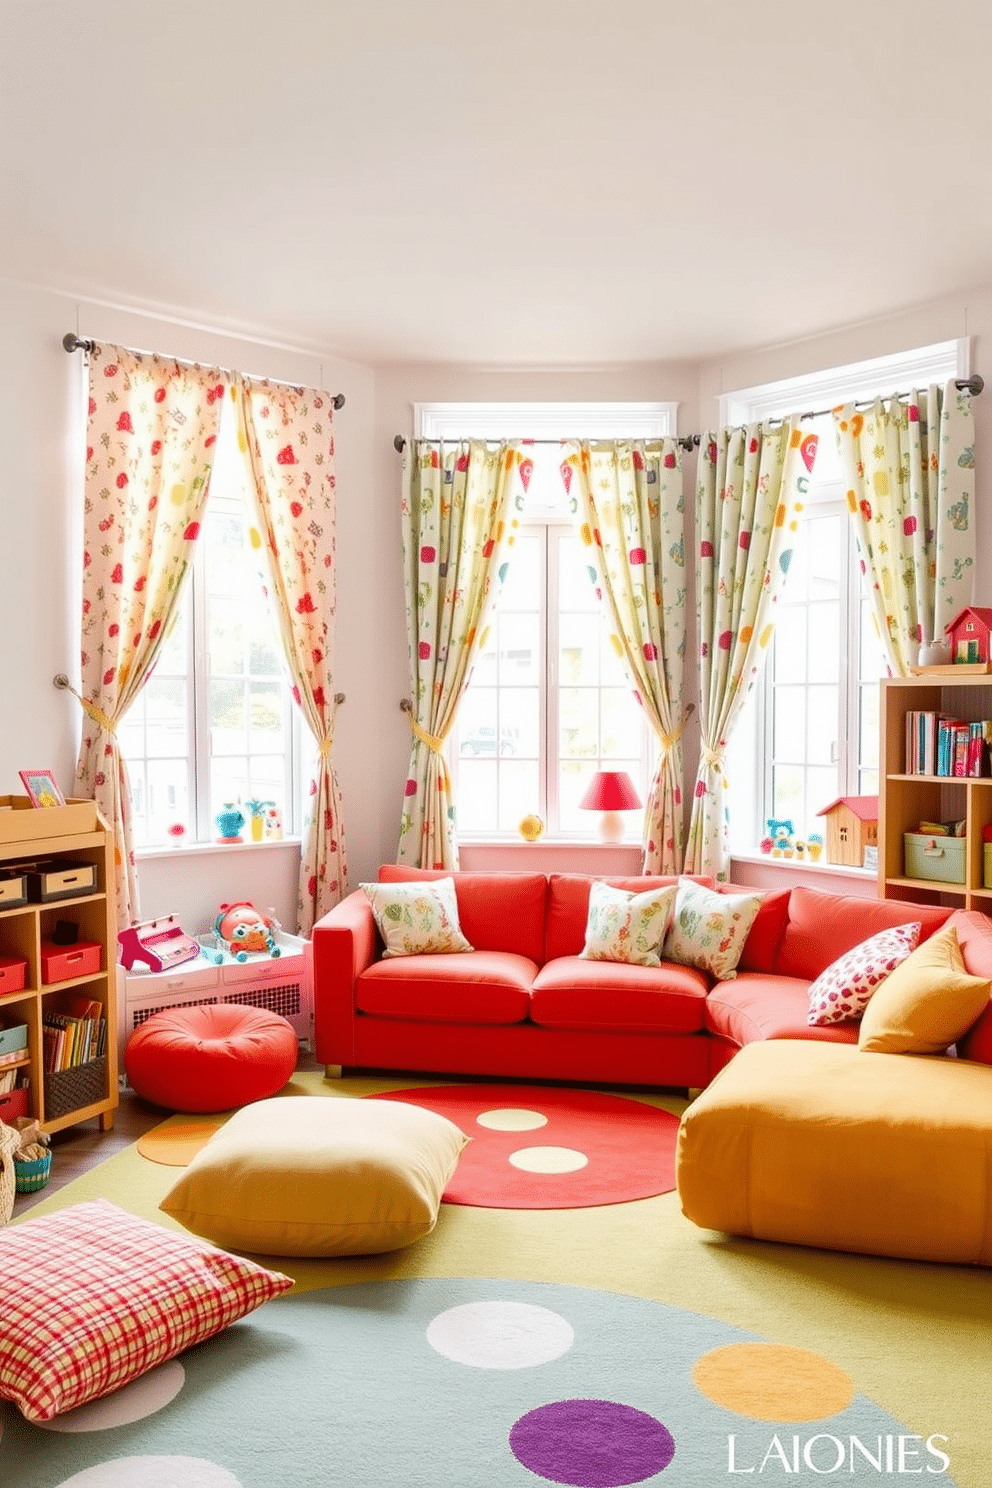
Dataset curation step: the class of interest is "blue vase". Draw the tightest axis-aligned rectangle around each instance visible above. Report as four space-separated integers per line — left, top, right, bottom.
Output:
215 806 246 841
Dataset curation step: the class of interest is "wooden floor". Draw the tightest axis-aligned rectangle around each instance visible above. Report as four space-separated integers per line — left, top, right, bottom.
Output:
11 1047 323 1219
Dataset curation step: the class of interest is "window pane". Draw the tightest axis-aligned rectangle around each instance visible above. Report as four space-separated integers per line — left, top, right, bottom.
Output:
773 686 806 762
807 686 838 766
211 758 249 823
560 688 598 760
211 679 246 754
501 688 539 756
559 613 600 686
601 691 641 758
144 677 188 758
557 535 596 611
497 760 540 831
249 682 285 750
146 758 190 841
498 613 539 686
456 759 497 833
807 603 839 684
774 610 807 684
209 596 245 674
500 532 541 609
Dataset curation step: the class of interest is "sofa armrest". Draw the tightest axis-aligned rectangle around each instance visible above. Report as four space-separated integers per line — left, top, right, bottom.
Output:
310 889 380 1065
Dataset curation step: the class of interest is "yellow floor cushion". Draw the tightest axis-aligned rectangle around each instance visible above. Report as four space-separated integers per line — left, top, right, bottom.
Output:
161 1095 468 1257
676 1039 992 1266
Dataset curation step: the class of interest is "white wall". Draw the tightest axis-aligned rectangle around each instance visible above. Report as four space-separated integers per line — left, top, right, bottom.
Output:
0 278 377 934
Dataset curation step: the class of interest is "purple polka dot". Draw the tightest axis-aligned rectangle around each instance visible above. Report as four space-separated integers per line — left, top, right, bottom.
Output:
509 1399 675 1486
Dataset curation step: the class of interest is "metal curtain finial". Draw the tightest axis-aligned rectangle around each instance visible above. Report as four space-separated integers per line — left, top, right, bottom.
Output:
53 673 71 689
62 333 96 354
332 393 345 410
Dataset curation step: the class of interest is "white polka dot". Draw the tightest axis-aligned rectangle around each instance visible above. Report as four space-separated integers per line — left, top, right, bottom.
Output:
476 1107 548 1132
508 1145 588 1173
426 1300 574 1369
55 1458 243 1487
40 1363 186 1433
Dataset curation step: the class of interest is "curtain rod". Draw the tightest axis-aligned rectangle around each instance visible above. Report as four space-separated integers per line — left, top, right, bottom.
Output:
393 433 702 453
62 333 346 409
791 373 983 422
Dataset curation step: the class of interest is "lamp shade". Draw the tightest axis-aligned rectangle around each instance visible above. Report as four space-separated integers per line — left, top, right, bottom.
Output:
578 770 642 812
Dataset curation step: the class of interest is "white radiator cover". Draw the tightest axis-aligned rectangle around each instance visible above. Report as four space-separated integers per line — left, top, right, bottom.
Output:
117 933 312 1068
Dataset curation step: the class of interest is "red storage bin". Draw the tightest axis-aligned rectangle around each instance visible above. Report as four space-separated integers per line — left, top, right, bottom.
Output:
0 1087 29 1121
40 939 102 985
0 955 27 994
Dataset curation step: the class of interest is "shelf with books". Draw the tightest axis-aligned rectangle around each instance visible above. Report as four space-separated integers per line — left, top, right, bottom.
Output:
880 676 992 910
0 796 117 1135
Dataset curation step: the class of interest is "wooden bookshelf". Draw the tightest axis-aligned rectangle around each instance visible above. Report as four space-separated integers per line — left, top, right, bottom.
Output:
879 675 992 912
0 796 117 1133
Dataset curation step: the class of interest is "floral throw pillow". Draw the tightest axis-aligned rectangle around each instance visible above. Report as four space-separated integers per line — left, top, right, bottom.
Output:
662 879 762 981
807 922 922 1027
360 877 473 958
580 881 679 968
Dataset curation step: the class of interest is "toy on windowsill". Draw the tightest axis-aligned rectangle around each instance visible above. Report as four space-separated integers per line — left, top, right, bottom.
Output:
263 804 283 841
807 833 824 862
215 805 246 844
766 818 795 859
244 799 274 843
214 901 283 961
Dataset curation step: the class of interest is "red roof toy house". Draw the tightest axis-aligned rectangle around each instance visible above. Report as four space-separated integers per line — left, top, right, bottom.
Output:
816 795 879 867
944 607 992 666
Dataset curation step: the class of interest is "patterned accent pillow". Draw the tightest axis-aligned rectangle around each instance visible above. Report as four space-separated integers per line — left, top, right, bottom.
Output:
662 879 763 981
361 876 473 958
580 880 679 967
0 1198 291 1422
807 922 922 1027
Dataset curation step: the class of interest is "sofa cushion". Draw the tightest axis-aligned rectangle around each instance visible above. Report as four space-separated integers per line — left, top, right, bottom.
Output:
806 921 922 1026
773 887 950 982
663 879 762 980
719 885 791 973
580 880 678 967
858 922 991 1056
950 910 992 1065
545 873 708 963
705 972 860 1048
378 866 547 963
356 950 537 1024
361 876 473 957
532 956 710 1033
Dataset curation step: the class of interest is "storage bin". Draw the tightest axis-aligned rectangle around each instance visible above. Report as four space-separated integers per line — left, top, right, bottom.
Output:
27 861 97 903
0 1088 29 1122
14 1150 51 1193
40 938 101 985
44 1057 107 1120
904 832 966 885
0 871 28 909
0 955 27 994
0 1022 27 1056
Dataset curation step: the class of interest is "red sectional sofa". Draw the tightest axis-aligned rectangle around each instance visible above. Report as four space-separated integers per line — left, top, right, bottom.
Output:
309 866 992 1088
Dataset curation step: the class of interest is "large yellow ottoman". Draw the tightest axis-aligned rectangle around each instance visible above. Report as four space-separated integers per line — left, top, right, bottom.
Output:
676 1039 992 1266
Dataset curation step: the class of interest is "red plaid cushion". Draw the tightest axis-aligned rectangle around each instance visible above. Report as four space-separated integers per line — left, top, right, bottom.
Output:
0 1198 292 1421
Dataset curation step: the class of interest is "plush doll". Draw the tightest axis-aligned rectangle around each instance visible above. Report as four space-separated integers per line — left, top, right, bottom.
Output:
214 901 282 961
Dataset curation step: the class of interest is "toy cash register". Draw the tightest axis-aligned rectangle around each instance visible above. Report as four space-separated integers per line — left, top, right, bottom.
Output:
117 915 201 973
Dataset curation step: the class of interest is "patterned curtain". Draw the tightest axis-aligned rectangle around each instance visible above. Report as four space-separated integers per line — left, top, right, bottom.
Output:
684 422 818 879
75 345 226 927
561 439 689 873
396 439 528 868
235 376 348 935
833 382 976 677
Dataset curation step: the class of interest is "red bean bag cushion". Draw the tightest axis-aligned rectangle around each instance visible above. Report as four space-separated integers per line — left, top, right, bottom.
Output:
125 1003 298 1113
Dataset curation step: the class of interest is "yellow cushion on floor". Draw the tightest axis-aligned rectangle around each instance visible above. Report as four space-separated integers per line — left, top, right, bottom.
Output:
160 1095 468 1257
676 1039 992 1266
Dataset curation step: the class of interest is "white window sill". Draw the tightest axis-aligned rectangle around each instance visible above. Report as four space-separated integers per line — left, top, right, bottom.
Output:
136 837 302 863
729 850 875 883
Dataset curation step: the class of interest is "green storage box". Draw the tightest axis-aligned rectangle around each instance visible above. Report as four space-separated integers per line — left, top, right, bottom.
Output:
904 832 966 885
0 1022 28 1057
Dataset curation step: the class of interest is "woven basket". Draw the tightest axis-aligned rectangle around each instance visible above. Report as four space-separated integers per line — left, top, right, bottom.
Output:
44 1057 107 1121
14 1150 52 1194
0 1121 17 1225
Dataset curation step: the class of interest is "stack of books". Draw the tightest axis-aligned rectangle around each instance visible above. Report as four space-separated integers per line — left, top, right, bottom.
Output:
904 712 992 777
42 997 106 1074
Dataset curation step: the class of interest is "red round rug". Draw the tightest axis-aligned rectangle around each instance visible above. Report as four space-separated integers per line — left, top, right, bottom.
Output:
371 1085 680 1209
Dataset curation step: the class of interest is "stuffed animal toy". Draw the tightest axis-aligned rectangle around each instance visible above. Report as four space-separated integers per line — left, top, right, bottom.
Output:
214 901 282 961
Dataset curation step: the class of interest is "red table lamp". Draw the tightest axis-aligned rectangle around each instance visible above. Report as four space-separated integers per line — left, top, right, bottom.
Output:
578 770 642 843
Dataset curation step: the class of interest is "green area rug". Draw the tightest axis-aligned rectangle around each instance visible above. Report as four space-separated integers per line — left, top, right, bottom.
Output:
2 1071 989 1487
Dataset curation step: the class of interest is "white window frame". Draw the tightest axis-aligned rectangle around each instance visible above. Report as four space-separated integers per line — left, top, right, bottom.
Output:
414 403 678 840
723 338 970 856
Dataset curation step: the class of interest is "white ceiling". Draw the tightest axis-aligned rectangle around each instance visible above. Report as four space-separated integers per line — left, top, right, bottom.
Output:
4 2 991 368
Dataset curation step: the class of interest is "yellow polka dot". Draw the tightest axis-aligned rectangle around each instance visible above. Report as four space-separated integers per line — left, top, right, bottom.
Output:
249 526 263 549
846 490 857 512
739 625 753 645
774 503 786 527
873 470 890 496
692 1344 854 1423
169 483 186 506
789 429 802 448
580 522 593 545
609 634 624 656
759 624 775 648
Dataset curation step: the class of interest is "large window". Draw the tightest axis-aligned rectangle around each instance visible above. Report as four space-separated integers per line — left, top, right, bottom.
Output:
724 340 969 856
118 403 299 848
417 405 676 839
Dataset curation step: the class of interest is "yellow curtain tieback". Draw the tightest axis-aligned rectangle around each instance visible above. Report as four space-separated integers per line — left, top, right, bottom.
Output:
408 714 446 753
701 744 725 773
59 680 118 737
318 734 334 759
657 703 695 754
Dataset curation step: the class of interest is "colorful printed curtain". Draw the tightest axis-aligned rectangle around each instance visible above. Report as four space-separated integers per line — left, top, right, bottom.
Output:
75 344 226 927
562 439 689 873
833 382 976 677
396 439 528 868
684 422 818 879
235 376 348 934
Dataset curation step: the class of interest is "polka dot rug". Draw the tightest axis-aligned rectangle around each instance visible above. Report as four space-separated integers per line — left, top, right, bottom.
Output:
0 1279 956 1487
371 1084 681 1208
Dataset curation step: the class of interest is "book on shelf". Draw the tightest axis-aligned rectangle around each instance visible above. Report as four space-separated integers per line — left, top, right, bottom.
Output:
42 1005 106 1073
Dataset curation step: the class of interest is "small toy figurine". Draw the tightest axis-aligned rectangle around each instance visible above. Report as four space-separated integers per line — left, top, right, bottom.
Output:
214 901 282 961
263 803 283 841
215 804 246 843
